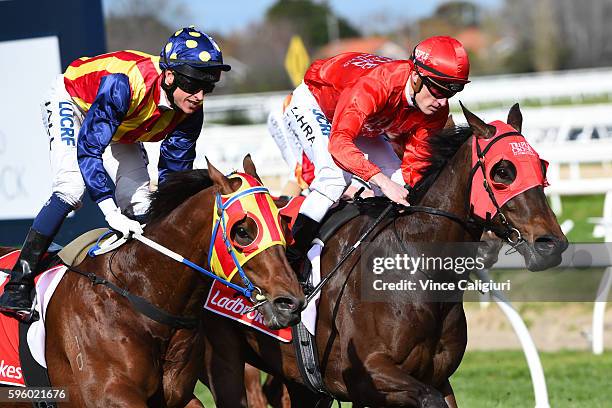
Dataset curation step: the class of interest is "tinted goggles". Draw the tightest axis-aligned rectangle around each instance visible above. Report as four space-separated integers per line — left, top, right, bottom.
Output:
418 71 464 99
173 71 216 94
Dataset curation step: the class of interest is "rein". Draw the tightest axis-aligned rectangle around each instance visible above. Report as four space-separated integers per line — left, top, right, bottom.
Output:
67 263 199 330
70 181 281 329
305 132 532 301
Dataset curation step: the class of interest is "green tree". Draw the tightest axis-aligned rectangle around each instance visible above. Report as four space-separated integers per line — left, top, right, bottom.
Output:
104 0 185 54
265 0 361 48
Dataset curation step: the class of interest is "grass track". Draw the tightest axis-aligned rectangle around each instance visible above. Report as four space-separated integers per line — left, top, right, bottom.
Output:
194 350 611 407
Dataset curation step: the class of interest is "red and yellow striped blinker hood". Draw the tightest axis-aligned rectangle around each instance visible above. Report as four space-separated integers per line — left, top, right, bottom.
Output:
208 173 286 281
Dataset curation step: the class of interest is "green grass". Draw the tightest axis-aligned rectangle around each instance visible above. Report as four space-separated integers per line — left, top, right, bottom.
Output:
556 195 605 243
452 350 612 408
194 351 611 407
194 382 215 407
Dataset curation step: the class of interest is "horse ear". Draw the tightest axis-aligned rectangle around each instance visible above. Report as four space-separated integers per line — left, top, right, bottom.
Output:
206 157 233 194
507 103 523 133
445 114 455 129
460 101 496 139
243 154 262 183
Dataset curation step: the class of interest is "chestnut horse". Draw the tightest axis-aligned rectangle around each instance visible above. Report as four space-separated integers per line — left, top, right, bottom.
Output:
193 104 568 407
0 156 303 407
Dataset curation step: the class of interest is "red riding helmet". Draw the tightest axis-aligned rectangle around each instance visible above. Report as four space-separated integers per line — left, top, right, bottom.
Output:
410 36 470 93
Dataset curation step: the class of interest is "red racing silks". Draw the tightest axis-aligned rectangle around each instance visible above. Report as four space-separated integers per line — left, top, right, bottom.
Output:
470 120 548 219
209 173 286 281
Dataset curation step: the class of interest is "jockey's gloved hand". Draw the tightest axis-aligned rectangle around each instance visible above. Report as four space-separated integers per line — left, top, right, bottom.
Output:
98 198 144 236
370 173 410 206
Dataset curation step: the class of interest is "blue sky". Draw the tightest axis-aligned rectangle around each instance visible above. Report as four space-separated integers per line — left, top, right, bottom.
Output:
103 0 503 35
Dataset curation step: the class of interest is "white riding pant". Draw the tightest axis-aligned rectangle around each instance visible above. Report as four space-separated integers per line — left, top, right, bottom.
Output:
280 82 403 222
41 75 151 216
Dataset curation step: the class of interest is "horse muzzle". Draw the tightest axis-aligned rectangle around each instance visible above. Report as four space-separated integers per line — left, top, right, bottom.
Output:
259 294 304 330
518 234 569 271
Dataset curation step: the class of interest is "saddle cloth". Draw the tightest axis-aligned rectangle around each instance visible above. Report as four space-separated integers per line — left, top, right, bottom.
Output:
0 250 68 386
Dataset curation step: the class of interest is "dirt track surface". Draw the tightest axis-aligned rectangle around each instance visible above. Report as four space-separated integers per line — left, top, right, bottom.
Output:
465 302 612 351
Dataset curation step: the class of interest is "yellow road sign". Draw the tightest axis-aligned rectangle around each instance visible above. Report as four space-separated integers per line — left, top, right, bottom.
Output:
284 35 310 87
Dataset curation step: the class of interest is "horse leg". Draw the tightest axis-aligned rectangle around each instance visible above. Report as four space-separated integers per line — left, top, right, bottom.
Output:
204 354 247 408
354 352 447 407
285 381 328 408
262 373 291 408
199 334 248 408
441 379 457 408
184 395 206 407
162 328 205 407
244 363 268 408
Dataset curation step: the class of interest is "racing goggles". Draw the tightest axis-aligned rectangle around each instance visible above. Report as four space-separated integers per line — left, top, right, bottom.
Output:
173 71 216 95
417 70 464 99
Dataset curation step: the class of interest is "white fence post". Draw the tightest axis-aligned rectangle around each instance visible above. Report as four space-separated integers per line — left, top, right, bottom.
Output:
475 269 550 408
592 191 612 354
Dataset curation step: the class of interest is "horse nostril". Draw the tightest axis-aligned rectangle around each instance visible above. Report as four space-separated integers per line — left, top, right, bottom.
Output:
273 296 301 313
534 235 564 256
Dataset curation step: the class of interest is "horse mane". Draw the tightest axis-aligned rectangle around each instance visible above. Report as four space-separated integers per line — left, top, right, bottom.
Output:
146 169 213 223
409 125 473 204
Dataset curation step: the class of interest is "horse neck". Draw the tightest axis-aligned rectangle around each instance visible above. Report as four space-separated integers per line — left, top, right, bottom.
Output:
413 137 476 241
146 189 215 264
118 189 215 315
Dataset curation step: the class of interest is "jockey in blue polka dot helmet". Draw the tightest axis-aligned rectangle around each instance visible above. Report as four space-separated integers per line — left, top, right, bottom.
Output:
160 26 231 105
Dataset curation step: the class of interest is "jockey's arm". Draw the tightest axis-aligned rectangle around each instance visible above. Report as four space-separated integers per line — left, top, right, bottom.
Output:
328 77 409 205
400 109 448 187
328 76 386 182
76 74 130 204
157 109 203 185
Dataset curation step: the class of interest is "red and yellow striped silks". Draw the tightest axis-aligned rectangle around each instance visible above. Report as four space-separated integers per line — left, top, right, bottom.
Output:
64 50 186 143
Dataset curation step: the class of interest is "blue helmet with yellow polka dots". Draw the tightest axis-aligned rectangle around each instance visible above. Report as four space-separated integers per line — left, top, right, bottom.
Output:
160 26 231 83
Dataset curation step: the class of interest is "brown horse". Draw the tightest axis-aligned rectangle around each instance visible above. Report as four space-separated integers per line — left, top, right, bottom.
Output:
194 104 568 407
0 156 303 407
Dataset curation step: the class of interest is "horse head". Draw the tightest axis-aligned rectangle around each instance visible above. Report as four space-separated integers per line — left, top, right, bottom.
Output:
461 102 568 270
207 155 304 329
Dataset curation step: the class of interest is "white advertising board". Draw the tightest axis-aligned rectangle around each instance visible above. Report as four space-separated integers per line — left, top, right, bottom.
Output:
0 36 61 220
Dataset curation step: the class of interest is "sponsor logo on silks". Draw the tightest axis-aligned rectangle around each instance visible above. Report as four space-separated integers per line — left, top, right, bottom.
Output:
290 106 314 144
204 280 292 342
414 48 430 63
509 141 535 156
59 101 75 147
0 359 23 380
312 109 331 138
343 53 392 70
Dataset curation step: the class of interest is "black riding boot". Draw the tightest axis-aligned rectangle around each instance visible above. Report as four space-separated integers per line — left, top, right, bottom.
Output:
0 228 53 319
286 214 320 293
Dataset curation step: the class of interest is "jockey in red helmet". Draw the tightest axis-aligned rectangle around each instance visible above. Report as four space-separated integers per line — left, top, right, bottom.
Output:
409 36 470 109
0 27 230 320
272 36 470 288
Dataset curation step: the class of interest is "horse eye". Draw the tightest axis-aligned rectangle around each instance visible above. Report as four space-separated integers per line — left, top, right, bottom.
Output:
490 160 516 184
230 218 257 249
236 226 249 239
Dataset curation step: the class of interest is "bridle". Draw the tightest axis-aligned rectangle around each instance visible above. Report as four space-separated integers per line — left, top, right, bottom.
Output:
70 173 287 327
